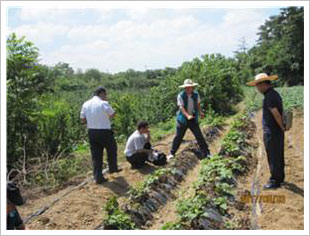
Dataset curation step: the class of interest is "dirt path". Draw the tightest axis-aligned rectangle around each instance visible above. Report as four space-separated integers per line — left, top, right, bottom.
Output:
241 110 304 230
18 122 219 230
148 126 228 230
147 108 254 230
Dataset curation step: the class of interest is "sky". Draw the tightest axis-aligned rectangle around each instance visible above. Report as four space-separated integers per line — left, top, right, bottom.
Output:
7 7 281 73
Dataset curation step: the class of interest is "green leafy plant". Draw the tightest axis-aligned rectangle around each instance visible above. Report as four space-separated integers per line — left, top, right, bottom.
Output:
161 222 184 230
128 168 173 201
103 196 136 230
213 197 228 214
176 193 211 222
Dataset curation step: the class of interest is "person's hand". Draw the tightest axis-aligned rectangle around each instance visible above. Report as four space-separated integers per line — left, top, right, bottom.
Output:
146 129 151 138
187 115 194 120
200 112 205 119
102 94 108 101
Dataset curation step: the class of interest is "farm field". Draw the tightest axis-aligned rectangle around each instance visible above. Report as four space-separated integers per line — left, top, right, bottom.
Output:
18 86 304 230
5 6 305 232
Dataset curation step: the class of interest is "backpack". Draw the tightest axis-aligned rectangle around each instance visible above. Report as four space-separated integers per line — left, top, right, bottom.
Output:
283 110 293 131
148 150 167 166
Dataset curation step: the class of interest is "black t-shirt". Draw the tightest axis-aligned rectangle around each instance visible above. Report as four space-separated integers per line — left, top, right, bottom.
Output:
262 87 283 132
7 209 24 230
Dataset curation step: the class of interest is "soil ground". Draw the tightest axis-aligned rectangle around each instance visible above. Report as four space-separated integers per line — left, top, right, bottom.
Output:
19 121 223 230
239 110 304 230
18 109 304 230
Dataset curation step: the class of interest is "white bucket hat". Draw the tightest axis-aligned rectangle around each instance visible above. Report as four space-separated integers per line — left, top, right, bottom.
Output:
246 73 278 86
179 79 199 88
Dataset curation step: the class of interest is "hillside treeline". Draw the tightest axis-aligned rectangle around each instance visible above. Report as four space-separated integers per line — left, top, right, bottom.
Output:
7 7 303 182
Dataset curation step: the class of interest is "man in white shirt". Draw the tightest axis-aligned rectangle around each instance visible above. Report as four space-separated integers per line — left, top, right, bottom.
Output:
124 121 153 169
80 86 121 184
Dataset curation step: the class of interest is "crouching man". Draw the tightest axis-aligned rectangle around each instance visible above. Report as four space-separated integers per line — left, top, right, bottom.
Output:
125 121 166 169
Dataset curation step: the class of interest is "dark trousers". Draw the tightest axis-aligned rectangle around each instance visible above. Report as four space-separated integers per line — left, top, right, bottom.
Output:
263 129 285 184
88 129 118 181
126 143 151 168
170 120 210 155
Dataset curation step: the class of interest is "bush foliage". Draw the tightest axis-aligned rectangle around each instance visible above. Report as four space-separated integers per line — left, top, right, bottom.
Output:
6 7 304 187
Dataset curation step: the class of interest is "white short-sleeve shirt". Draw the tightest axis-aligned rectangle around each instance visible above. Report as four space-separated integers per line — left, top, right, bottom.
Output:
177 93 201 115
124 130 147 157
80 96 115 129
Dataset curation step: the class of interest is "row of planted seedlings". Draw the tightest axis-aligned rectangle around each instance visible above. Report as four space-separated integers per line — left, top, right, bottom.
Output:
97 121 225 230
161 111 256 230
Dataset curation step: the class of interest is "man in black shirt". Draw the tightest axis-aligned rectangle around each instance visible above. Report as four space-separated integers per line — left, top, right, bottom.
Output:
247 73 286 189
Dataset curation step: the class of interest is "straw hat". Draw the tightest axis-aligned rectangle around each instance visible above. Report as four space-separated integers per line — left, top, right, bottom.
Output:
246 73 278 86
179 79 199 88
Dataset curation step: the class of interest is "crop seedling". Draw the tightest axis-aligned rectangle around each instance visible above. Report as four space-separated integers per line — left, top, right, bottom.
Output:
103 196 136 230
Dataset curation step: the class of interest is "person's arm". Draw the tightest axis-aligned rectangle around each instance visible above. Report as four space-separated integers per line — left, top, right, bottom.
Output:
135 149 153 154
109 112 116 118
15 210 25 230
198 102 205 119
197 93 205 119
134 136 152 154
146 130 151 143
103 102 115 118
80 104 87 125
16 224 26 230
180 106 194 120
265 92 285 132
81 118 87 125
269 107 285 131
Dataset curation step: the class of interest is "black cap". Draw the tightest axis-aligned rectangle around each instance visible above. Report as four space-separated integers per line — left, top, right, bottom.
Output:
7 182 25 206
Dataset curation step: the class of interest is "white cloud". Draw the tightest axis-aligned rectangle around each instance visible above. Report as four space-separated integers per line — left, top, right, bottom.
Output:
19 8 72 22
10 23 69 44
10 8 272 73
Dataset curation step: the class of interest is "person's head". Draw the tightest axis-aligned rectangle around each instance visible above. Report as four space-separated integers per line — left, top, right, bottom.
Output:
137 121 149 134
7 181 25 207
179 79 198 94
185 86 194 94
256 80 271 94
246 73 278 91
93 86 107 100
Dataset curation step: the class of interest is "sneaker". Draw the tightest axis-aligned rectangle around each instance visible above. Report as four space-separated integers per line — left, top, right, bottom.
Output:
167 154 175 161
263 182 280 190
205 152 212 158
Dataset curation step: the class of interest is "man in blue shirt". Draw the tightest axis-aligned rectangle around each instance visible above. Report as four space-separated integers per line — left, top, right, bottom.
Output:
247 73 286 189
168 79 211 160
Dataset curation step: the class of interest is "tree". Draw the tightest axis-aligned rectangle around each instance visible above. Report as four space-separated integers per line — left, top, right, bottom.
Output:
248 7 304 85
84 68 102 81
7 33 52 166
144 54 243 124
233 38 253 84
